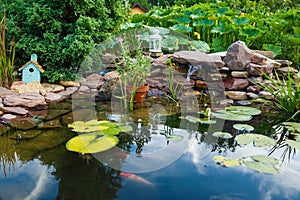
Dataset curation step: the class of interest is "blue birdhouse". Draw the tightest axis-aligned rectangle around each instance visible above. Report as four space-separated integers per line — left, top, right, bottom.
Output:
19 54 45 83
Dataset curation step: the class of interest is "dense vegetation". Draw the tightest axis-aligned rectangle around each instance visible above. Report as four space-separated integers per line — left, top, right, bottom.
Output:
0 0 128 83
128 2 299 67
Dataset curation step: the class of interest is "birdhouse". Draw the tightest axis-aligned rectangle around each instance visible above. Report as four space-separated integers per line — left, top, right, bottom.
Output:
19 54 45 83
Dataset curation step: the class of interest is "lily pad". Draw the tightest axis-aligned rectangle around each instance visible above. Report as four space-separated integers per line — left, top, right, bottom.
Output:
285 139 300 150
213 156 240 167
212 132 233 139
250 155 279 165
235 134 276 147
212 112 252 121
66 134 119 154
199 118 217 124
68 120 123 133
226 106 261 116
185 115 201 123
282 122 300 133
233 124 254 132
241 159 279 174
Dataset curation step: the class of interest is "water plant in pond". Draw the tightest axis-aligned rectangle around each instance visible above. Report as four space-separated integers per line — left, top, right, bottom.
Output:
212 106 261 122
233 124 254 133
212 132 233 139
213 155 240 167
235 134 276 147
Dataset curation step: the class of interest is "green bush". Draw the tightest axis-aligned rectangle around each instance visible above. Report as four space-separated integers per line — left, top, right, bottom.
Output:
0 0 128 83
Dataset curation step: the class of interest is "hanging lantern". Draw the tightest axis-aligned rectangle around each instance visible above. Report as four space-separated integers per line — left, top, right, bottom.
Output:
149 29 162 53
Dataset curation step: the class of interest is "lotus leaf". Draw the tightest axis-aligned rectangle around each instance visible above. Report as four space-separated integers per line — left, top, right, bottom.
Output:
285 139 300 150
233 17 249 25
250 155 279 165
66 134 118 154
212 132 233 139
171 24 192 33
233 124 254 132
225 106 261 116
213 155 240 167
176 16 191 23
193 19 215 27
236 134 276 147
212 112 252 121
241 160 279 174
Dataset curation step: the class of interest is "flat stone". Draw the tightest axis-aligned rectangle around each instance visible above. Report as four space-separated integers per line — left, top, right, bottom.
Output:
152 54 170 68
276 67 298 74
44 109 70 121
11 81 46 96
102 53 116 64
223 41 252 70
81 80 105 89
0 87 17 98
172 51 225 68
1 114 16 120
78 85 91 93
0 106 28 115
42 83 65 93
247 92 259 99
38 119 62 129
195 80 208 89
6 116 38 130
0 98 2 107
59 80 80 87
85 73 105 81
225 91 248 100
104 71 119 81
146 78 164 88
246 63 273 76
231 71 249 78
253 50 274 58
259 90 273 99
10 129 43 140
56 87 78 100
251 52 268 65
275 60 292 66
206 73 223 82
209 51 227 58
3 93 47 108
0 110 3 116
248 76 263 84
224 78 249 90
44 92 63 103
247 85 261 93
236 100 251 106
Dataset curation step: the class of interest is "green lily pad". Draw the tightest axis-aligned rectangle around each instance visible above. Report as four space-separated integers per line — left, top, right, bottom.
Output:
236 134 276 147
241 159 279 174
285 139 300 150
118 125 133 132
199 118 217 124
212 132 233 139
212 112 252 121
66 134 119 154
233 124 254 132
250 155 279 165
213 155 240 167
68 120 124 133
185 115 201 123
226 106 261 116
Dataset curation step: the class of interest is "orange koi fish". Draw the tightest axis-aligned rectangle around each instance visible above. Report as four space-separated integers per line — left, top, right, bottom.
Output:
120 172 152 185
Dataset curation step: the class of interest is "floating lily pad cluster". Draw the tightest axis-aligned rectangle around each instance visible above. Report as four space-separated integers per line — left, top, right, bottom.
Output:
235 133 276 147
213 155 280 174
66 120 133 154
212 106 261 122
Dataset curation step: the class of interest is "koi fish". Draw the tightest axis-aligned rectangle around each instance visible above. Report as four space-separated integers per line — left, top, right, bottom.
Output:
120 172 152 185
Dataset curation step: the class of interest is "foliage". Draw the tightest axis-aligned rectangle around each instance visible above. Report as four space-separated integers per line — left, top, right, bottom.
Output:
0 13 15 88
128 2 300 67
43 67 79 83
257 71 300 118
0 0 128 82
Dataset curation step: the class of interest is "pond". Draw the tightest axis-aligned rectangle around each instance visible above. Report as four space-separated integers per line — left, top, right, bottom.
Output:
1 96 300 200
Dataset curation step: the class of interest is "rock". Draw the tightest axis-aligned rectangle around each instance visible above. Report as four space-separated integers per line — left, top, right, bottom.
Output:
146 78 164 88
78 85 91 93
209 51 227 58
246 63 273 76
3 93 47 108
38 119 62 129
97 78 119 100
0 110 3 116
45 92 63 103
223 78 249 90
81 80 105 89
172 51 225 68
247 92 259 99
220 73 228 80
223 41 253 70
152 54 170 68
276 67 298 74
85 73 104 81
220 99 234 106
253 50 274 58
236 100 251 105
11 81 46 96
275 60 293 67
104 71 119 81
0 123 11 135
0 87 17 98
0 98 2 107
259 90 273 99
0 106 28 115
42 83 65 93
57 87 78 100
206 73 223 82
195 80 208 89
231 71 249 78
225 91 248 100
59 80 80 87
150 68 162 76
247 85 261 93
6 116 38 130
44 109 70 121
248 76 263 84
1 114 16 120
251 52 268 65
102 53 116 64
147 88 165 97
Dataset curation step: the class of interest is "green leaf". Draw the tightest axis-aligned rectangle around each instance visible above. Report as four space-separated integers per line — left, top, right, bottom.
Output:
170 24 192 33
239 27 261 38
236 134 276 147
212 132 233 139
199 118 217 124
176 16 191 23
189 40 210 53
66 134 118 154
212 112 252 121
263 44 282 57
250 155 279 165
216 8 229 14
211 23 226 34
226 106 261 116
233 17 249 25
233 124 254 132
241 159 279 174
193 19 215 27
287 35 300 45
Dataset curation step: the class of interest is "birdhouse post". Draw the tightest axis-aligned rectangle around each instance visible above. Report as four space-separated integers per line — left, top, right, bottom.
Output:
20 54 45 83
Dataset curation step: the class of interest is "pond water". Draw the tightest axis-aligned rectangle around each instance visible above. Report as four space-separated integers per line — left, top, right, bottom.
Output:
1 97 300 200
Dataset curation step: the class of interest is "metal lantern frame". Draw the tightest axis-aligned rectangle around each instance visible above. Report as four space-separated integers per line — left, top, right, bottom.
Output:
149 29 162 53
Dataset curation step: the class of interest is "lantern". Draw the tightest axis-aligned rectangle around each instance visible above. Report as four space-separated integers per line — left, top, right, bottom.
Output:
149 29 162 53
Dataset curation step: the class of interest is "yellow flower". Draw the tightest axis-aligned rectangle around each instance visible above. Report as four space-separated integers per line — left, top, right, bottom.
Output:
194 32 200 40
175 39 179 46
240 12 244 17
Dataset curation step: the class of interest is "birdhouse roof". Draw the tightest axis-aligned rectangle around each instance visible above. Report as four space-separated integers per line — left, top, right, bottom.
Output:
130 2 148 13
19 60 45 73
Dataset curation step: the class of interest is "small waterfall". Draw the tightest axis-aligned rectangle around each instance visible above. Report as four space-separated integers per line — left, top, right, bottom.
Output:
187 65 202 81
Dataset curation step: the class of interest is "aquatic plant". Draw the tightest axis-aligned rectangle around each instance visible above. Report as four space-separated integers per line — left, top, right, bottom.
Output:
212 106 261 122
235 133 276 147
0 13 16 88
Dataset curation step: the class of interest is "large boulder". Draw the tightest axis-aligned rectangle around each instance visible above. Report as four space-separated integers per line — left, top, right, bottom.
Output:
223 41 253 71
10 81 46 96
42 83 65 93
0 106 28 115
3 92 47 108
